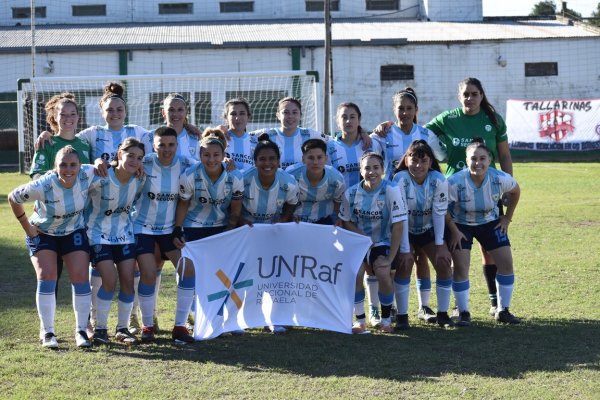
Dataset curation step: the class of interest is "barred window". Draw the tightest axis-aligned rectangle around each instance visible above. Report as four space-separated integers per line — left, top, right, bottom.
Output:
525 62 558 77
380 65 414 81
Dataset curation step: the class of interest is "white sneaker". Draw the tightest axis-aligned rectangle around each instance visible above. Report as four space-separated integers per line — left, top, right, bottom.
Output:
128 314 141 335
369 308 381 327
42 332 58 349
75 331 92 348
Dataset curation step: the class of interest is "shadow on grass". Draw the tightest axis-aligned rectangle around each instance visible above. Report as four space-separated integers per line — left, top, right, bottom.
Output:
101 319 599 381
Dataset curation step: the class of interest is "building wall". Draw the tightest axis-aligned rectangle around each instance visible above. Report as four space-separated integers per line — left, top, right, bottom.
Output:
5 37 599 132
421 0 483 22
2 0 422 26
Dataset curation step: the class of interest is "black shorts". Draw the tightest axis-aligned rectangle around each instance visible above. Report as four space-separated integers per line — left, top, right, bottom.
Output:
454 219 510 251
365 245 390 266
91 243 136 265
183 226 227 242
135 233 177 258
25 228 89 257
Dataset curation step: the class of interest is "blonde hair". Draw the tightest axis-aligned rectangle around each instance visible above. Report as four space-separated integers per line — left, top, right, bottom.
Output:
45 92 78 133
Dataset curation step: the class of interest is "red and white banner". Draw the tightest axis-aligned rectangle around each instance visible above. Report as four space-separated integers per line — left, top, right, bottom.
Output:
506 99 600 151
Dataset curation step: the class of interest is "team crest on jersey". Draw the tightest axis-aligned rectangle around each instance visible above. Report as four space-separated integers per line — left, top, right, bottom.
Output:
276 199 284 207
377 200 385 209
189 147 196 157
485 124 492 132
43 183 52 193
492 193 500 202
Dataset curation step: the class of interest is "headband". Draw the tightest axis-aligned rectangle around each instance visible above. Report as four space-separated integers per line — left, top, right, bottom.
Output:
399 91 418 105
201 133 225 150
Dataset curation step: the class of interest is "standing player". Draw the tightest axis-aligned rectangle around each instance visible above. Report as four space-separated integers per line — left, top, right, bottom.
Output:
446 139 520 326
222 97 258 172
393 140 453 328
133 127 194 341
87 138 145 345
240 134 299 334
338 152 411 333
9 146 95 348
285 138 345 224
160 93 203 161
426 78 513 317
172 128 244 343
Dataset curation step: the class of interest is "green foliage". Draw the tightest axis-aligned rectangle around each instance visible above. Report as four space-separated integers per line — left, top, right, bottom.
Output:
530 1 556 16
1 165 600 399
591 2 600 26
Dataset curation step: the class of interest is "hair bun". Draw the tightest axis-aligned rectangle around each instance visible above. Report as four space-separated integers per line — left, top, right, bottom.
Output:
104 82 124 96
257 133 271 142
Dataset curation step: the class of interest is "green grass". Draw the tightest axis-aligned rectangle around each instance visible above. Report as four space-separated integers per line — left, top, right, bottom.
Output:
1 164 599 399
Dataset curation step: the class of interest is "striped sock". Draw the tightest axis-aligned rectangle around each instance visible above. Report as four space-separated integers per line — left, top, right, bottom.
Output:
72 282 92 332
393 276 411 315
116 291 134 330
138 282 156 327
452 280 470 312
435 278 452 313
37 280 56 334
175 275 195 326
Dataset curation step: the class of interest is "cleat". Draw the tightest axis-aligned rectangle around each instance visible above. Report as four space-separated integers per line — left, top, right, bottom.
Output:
75 331 92 348
379 318 393 333
115 328 137 345
368 308 381 327
436 312 455 328
266 325 287 335
141 326 156 342
42 332 58 349
417 306 438 323
93 328 110 345
352 320 370 335
172 326 195 344
489 305 498 317
455 311 471 327
495 308 520 324
128 314 141 335
394 314 410 331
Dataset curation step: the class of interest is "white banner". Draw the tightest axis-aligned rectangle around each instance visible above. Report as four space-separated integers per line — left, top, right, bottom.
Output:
181 223 372 340
506 98 600 151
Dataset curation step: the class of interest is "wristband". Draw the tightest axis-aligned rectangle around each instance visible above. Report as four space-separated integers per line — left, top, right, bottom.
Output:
16 212 26 220
172 226 183 241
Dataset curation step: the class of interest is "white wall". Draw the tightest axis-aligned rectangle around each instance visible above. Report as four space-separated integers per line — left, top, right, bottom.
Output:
422 0 483 21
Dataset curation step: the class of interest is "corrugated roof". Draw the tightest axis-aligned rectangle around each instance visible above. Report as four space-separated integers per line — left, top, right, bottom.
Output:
1 19 597 53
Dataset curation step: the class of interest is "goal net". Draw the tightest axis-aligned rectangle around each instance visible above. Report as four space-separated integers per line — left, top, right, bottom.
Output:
17 70 319 173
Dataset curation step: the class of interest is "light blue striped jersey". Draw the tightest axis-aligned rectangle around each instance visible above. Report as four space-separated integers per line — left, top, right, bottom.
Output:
9 165 95 236
241 168 299 224
86 168 145 245
447 168 517 226
262 127 328 170
226 130 258 171
339 179 408 247
285 164 345 223
393 170 448 235
78 125 153 163
176 127 201 161
373 124 447 180
179 163 244 228
134 153 196 235
326 133 384 189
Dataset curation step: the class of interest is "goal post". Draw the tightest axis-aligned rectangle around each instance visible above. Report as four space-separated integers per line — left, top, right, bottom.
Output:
17 70 319 173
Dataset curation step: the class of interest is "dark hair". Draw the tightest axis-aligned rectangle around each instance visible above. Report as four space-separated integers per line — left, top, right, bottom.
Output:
277 97 302 113
162 93 189 126
360 151 384 168
301 138 327 154
253 133 280 162
223 97 252 118
54 145 81 169
396 140 442 174
465 136 491 156
154 126 177 139
458 77 499 129
110 137 145 167
45 92 79 133
100 82 126 109
336 102 364 135
200 127 227 151
392 87 418 124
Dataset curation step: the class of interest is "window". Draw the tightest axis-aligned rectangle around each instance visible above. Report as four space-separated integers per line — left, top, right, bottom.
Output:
366 0 399 11
12 7 46 19
220 2 254 13
525 62 558 77
72 5 107 17
225 90 286 123
306 1 340 11
158 3 193 14
380 65 414 81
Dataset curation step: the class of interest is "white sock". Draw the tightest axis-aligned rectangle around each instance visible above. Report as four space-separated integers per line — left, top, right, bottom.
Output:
138 281 156 327
453 280 470 312
116 291 134 330
416 278 432 308
393 277 410 315
89 266 102 322
95 286 113 330
72 282 92 332
496 274 515 310
435 278 452 313
365 275 379 310
37 280 56 334
175 275 195 327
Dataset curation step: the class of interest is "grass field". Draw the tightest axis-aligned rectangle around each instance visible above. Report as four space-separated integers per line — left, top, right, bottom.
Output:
1 163 599 399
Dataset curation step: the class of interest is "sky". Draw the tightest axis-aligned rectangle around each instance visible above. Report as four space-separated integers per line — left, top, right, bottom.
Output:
483 0 598 17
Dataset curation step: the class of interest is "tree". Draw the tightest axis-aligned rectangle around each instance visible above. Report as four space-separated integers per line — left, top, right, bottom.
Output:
591 2 600 26
530 1 556 16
